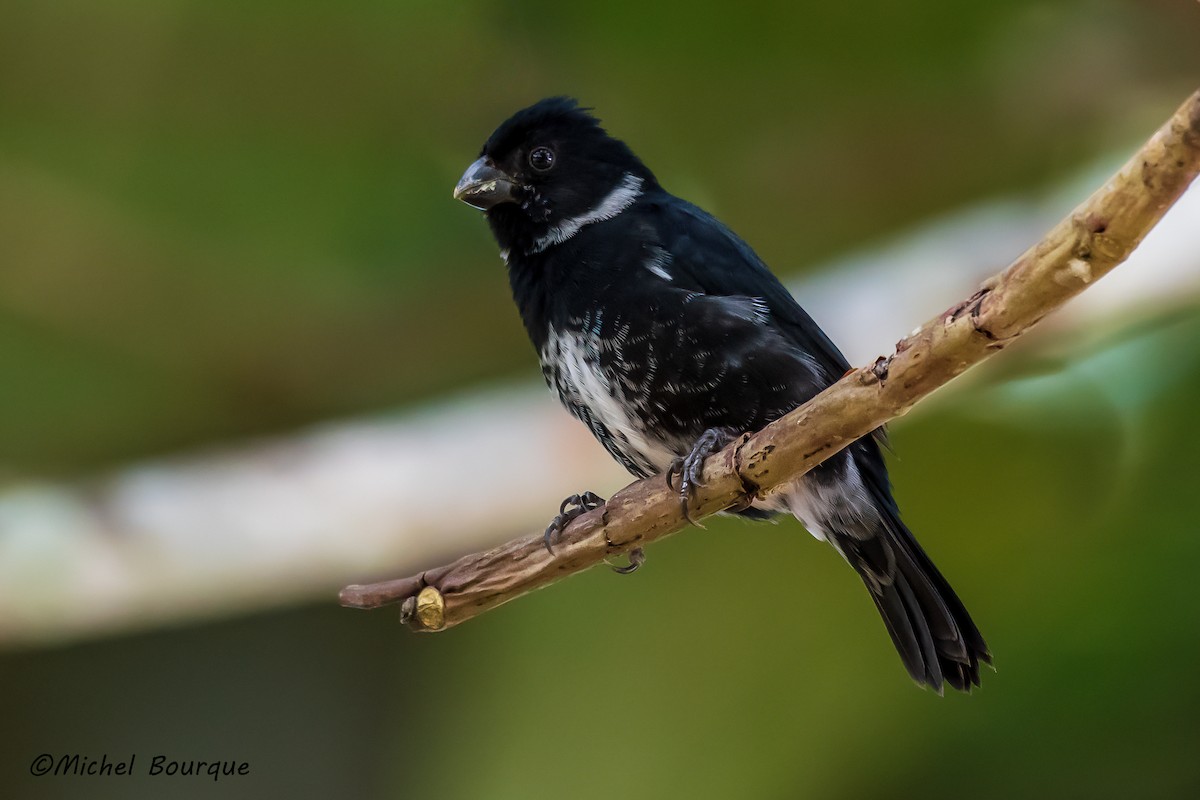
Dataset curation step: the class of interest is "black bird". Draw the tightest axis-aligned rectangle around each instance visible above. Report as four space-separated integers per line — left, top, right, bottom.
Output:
454 97 990 692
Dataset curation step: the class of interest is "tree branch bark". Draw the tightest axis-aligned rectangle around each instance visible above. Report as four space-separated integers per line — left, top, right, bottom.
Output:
340 89 1200 632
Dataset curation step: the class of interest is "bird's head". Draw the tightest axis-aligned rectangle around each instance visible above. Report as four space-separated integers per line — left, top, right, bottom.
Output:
453 97 657 256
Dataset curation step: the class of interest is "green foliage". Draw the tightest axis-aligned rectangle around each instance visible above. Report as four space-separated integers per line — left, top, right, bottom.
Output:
2 0 1197 473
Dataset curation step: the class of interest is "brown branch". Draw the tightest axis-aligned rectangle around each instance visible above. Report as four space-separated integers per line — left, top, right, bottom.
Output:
340 89 1200 632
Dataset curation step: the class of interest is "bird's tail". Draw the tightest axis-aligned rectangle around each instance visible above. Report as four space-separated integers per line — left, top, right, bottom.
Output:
832 512 991 693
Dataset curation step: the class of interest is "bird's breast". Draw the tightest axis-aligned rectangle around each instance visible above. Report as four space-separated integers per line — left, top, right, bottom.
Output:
539 320 682 477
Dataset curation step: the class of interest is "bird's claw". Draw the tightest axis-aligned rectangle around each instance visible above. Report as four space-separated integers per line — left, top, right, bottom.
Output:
668 427 737 528
543 491 605 554
610 546 646 575
667 455 708 527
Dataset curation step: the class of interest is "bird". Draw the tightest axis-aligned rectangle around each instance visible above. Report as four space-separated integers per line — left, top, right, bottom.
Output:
453 96 990 692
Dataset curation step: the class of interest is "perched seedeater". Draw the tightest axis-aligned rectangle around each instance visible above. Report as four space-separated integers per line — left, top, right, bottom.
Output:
454 97 989 692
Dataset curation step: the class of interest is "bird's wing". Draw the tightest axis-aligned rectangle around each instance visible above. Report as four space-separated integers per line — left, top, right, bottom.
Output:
646 195 852 382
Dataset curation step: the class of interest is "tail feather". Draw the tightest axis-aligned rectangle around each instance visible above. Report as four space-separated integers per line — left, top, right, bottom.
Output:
868 569 938 686
840 517 991 693
784 441 991 693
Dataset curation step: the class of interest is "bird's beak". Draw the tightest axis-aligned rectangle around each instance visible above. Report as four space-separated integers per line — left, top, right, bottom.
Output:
453 158 519 210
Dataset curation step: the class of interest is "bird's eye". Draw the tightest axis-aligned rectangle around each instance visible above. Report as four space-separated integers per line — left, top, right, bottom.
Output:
529 146 555 171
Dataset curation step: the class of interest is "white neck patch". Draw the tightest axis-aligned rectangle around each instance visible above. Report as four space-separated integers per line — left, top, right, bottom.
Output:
529 173 643 254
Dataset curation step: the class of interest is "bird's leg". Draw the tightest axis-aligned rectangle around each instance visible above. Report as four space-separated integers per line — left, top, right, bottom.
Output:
666 426 739 526
544 491 605 554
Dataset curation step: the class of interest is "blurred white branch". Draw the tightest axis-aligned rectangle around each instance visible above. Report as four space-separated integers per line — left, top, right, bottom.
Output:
1 156 1198 645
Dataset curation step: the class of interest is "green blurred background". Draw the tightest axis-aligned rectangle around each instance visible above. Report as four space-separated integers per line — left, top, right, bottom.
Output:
2 1 1199 798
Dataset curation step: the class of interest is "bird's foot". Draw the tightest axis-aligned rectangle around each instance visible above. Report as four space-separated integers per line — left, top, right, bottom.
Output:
666 427 738 526
544 491 605 554
610 546 646 575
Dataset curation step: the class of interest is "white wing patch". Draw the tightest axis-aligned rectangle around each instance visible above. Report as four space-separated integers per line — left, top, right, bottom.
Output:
644 247 674 281
749 297 771 323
